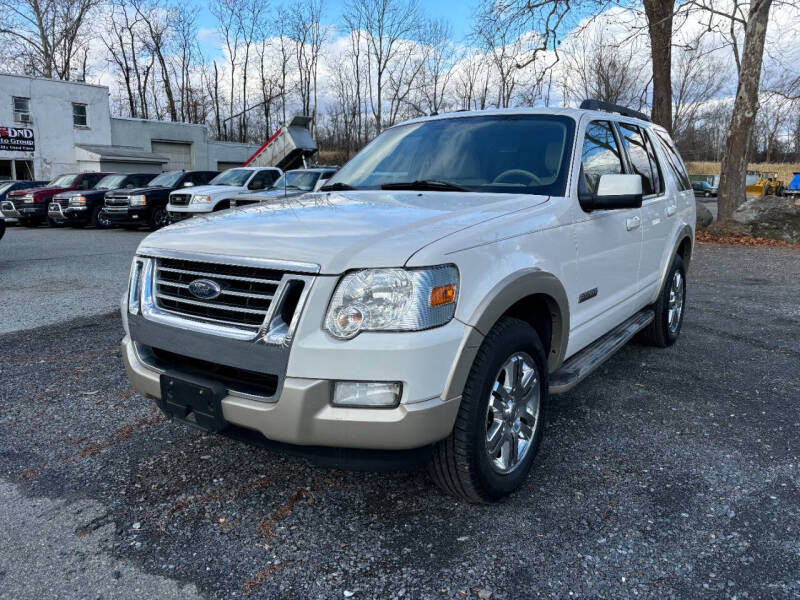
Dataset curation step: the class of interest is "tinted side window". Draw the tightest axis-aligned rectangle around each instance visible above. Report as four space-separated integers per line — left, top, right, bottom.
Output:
581 121 624 194
201 172 218 184
654 130 691 191
618 123 662 196
248 170 270 190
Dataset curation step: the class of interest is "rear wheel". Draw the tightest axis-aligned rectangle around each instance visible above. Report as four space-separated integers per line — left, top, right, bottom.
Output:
429 316 547 503
637 254 686 347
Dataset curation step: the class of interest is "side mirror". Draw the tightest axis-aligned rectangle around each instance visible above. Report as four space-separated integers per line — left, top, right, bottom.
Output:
182 181 194 188
580 174 643 210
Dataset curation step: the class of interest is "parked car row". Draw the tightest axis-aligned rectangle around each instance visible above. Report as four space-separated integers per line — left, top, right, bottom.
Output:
0 166 339 232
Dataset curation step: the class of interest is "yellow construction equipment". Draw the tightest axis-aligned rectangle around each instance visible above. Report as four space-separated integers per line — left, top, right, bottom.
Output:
745 171 785 196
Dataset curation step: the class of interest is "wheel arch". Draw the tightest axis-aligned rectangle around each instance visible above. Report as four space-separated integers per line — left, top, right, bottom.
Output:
442 269 570 401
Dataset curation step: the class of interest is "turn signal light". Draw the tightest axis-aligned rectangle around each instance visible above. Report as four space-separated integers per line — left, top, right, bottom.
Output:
430 284 456 307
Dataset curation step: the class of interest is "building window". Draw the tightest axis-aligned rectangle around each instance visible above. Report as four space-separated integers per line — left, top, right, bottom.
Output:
13 97 31 123
72 103 88 127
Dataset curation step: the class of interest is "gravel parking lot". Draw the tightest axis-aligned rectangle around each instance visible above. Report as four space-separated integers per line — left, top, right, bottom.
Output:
1 232 798 599
0 226 148 334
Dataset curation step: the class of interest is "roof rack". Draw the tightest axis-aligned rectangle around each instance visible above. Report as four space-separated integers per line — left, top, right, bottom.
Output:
580 99 650 122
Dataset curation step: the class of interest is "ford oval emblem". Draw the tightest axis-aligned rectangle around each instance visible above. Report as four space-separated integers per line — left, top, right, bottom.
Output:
188 278 222 300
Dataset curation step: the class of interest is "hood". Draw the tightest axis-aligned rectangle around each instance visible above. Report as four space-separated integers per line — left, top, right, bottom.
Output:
54 189 105 200
172 184 242 196
116 186 171 196
138 190 548 274
10 185 71 197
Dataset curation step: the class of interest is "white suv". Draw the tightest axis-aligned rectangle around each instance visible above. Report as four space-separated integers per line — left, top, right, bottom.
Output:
167 166 282 222
121 102 695 502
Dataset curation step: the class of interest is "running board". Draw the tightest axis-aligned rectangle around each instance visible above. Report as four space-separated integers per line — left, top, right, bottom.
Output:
549 309 654 394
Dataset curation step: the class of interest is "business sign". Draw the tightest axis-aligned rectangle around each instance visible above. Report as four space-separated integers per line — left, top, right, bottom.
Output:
0 126 35 152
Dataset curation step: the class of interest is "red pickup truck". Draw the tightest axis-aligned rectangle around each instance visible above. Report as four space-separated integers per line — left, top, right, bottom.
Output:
1 172 108 227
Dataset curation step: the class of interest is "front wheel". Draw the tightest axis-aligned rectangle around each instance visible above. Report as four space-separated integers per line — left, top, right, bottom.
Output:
148 206 168 230
429 316 548 503
90 205 112 229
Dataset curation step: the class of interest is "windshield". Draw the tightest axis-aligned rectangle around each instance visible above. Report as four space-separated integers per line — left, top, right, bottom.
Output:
47 174 79 188
95 174 128 190
272 171 320 191
210 168 253 187
326 115 575 195
148 171 183 188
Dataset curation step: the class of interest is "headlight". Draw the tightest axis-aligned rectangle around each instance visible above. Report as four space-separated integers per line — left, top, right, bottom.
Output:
191 195 212 204
23 194 35 203
69 196 87 206
129 195 147 206
325 266 458 339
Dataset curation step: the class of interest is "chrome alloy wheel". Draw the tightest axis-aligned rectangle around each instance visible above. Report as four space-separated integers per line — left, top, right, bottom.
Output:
485 352 541 474
667 270 685 334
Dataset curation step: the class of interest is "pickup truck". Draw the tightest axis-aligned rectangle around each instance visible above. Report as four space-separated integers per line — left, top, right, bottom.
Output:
2 172 108 227
49 173 156 228
167 167 282 222
103 170 218 230
230 168 338 207
121 102 695 502
0 179 49 224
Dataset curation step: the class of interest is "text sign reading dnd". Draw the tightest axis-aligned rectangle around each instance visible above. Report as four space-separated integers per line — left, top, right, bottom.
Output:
0 127 35 152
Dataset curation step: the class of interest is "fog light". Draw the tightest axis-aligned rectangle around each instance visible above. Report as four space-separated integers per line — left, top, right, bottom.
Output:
332 381 402 408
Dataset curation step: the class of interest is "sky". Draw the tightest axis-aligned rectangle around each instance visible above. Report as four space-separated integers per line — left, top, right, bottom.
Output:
195 0 478 59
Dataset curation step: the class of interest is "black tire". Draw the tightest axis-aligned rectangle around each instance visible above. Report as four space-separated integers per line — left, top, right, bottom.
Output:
148 206 168 230
213 200 230 211
90 205 112 229
429 316 548 503
637 254 686 347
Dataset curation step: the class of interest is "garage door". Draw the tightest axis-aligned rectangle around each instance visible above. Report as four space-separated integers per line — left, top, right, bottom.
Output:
151 141 193 171
217 161 244 171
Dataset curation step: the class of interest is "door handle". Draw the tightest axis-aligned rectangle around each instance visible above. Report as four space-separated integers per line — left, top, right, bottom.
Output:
666 205 677 217
626 216 641 231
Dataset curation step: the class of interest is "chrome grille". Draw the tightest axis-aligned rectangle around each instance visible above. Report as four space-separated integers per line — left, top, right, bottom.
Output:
154 258 283 329
170 193 191 206
105 194 130 207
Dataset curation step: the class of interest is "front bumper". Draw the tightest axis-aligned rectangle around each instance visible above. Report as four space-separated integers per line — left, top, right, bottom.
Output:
2 201 45 220
122 335 461 450
48 203 88 223
166 209 197 222
103 205 150 225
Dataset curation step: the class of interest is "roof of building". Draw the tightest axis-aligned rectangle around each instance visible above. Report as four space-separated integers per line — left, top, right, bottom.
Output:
75 144 168 164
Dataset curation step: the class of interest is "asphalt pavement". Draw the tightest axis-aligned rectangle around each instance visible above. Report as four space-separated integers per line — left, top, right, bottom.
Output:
0 232 798 599
0 226 148 335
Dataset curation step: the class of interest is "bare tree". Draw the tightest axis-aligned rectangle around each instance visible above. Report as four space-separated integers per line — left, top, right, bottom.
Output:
560 28 650 110
417 18 457 114
344 0 419 134
131 0 179 121
671 37 728 138
0 0 101 79
290 0 327 133
211 0 244 140
691 0 775 225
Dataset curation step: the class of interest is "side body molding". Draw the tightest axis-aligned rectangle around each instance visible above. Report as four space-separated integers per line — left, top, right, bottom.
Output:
442 269 570 401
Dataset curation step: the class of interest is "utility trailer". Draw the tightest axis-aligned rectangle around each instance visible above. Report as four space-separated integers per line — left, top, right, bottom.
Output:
244 116 317 171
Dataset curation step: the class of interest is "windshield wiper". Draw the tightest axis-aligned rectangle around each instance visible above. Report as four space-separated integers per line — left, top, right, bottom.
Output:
381 180 467 192
320 182 355 191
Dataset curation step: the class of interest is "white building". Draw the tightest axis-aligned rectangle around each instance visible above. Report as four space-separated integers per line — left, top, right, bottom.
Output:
0 73 261 180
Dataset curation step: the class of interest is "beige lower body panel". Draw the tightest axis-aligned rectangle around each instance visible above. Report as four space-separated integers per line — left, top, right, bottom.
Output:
122 336 461 450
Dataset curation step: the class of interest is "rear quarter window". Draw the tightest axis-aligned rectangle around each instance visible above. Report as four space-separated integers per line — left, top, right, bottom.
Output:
653 130 691 191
